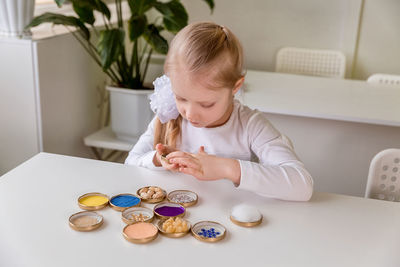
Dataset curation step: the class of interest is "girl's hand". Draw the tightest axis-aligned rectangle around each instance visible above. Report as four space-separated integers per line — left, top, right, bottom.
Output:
166 146 241 184
153 143 179 171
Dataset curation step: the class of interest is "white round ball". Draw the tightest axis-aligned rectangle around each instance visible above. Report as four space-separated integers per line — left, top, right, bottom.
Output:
231 204 261 222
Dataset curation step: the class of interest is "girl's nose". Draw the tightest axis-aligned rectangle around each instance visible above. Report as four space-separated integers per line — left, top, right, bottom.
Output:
185 105 198 121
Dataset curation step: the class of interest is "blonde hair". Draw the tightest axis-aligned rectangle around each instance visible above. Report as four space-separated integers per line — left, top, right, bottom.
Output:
153 22 244 149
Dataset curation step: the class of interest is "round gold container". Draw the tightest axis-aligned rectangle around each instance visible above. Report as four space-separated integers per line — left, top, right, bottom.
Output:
69 211 103 231
160 154 169 163
122 207 154 224
122 223 158 244
167 190 198 207
78 192 109 211
109 193 141 212
153 202 186 220
137 186 166 203
191 221 226 243
230 215 263 227
157 219 191 238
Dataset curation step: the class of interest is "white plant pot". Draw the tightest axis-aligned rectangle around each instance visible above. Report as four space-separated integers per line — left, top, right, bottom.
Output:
0 0 35 38
107 86 154 143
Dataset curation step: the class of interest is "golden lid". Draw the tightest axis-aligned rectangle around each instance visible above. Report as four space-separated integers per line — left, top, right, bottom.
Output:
77 192 109 211
191 221 226 243
167 190 198 207
157 218 191 238
121 207 154 224
69 211 103 231
137 186 166 203
123 222 158 244
230 215 263 227
153 202 185 220
109 193 141 212
230 204 263 227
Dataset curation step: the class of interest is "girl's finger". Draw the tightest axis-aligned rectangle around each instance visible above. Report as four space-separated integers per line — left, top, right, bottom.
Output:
167 163 180 171
156 143 164 150
170 157 199 169
161 161 179 171
167 151 191 159
179 166 203 178
156 144 166 155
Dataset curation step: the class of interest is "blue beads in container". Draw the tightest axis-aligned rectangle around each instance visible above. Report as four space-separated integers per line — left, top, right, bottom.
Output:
197 228 221 238
192 221 226 242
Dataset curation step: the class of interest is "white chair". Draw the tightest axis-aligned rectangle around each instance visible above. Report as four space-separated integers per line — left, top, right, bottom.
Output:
367 73 400 86
275 47 346 79
365 149 400 201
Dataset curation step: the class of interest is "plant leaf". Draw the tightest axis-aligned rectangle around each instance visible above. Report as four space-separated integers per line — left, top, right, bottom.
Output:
72 1 96 25
153 1 173 17
94 0 111 20
70 0 111 24
55 0 66 7
97 29 125 70
155 0 188 33
201 0 215 12
127 0 156 15
26 13 90 40
143 24 168 54
129 15 147 41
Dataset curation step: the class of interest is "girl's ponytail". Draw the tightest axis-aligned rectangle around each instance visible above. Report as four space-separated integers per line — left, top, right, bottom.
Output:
153 115 182 149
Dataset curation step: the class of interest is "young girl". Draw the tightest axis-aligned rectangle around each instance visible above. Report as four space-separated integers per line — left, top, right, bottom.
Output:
125 22 313 201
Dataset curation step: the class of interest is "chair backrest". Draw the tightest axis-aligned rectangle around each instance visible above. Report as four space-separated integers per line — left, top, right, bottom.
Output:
367 74 400 86
365 149 400 201
275 47 346 79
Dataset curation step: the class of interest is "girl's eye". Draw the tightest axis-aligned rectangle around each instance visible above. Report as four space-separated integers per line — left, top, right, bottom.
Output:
201 103 214 108
176 97 186 102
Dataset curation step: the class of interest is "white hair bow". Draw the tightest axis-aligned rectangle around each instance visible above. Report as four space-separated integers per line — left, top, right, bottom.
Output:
150 75 180 124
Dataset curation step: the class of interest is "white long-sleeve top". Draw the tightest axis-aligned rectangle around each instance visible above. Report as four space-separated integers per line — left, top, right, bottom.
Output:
125 100 313 201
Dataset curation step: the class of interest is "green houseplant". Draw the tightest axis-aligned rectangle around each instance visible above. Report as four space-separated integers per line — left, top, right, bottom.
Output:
27 0 214 141
28 0 214 89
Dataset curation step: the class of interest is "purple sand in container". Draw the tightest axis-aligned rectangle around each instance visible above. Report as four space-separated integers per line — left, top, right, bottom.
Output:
155 206 184 216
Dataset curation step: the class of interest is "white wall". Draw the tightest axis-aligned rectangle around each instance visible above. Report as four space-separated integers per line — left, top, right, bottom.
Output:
353 0 400 79
182 0 362 78
181 0 400 80
35 34 107 158
0 39 41 175
0 35 108 176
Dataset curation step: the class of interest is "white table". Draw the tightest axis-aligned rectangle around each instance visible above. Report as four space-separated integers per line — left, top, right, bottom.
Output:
243 70 400 127
1 153 399 267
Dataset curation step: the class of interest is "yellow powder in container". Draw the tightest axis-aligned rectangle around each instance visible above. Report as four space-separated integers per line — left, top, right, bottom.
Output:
79 195 108 207
124 222 158 239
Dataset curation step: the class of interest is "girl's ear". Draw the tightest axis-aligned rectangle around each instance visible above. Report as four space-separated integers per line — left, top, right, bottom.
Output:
232 76 245 95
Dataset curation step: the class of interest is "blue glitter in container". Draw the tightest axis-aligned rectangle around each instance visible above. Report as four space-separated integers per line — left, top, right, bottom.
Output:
110 195 140 207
